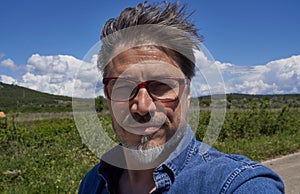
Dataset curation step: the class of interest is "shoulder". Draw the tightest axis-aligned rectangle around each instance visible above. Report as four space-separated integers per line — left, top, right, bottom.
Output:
170 143 284 193
78 163 105 194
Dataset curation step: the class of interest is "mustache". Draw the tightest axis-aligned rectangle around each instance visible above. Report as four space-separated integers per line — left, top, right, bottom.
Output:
121 112 168 128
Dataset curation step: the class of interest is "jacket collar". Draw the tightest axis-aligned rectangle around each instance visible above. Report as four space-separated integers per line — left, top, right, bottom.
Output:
97 126 197 192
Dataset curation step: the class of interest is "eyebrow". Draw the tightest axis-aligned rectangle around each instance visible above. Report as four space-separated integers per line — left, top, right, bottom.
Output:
118 74 179 81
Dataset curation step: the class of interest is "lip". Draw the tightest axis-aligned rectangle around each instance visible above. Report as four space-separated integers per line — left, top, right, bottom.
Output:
123 125 161 135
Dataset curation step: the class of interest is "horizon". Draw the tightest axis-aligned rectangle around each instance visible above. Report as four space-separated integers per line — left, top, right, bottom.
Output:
1 80 299 99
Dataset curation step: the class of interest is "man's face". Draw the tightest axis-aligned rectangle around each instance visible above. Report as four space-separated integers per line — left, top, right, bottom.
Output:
104 46 190 155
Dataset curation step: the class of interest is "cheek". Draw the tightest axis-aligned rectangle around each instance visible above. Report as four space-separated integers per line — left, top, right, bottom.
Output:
108 102 142 144
109 102 129 122
165 99 189 127
111 115 141 146
108 103 126 133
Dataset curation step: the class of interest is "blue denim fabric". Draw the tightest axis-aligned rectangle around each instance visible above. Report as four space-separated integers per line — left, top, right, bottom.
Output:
78 128 284 194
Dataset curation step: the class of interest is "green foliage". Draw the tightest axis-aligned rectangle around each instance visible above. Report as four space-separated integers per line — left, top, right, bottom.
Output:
98 113 118 143
223 93 300 109
0 82 73 113
195 107 300 161
0 82 109 113
95 96 108 112
0 117 98 193
0 117 7 129
219 107 299 140
0 91 300 192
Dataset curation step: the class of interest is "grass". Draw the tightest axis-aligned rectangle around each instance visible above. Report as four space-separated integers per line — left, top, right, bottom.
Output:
0 107 299 193
0 118 98 193
214 131 300 161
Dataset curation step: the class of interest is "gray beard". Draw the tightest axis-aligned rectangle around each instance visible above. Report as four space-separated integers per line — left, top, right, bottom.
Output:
123 127 185 166
124 135 165 165
121 116 188 167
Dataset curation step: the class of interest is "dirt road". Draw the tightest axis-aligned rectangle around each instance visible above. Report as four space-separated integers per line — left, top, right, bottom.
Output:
262 152 300 194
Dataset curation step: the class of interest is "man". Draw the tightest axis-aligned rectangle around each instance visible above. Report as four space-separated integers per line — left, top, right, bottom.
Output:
79 1 284 193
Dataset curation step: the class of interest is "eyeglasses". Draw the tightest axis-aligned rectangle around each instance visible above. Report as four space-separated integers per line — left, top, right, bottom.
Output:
103 77 188 102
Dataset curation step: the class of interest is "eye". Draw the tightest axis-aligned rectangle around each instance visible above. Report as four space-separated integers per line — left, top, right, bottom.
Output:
110 80 137 97
151 82 171 90
114 83 134 90
149 79 179 97
150 80 178 89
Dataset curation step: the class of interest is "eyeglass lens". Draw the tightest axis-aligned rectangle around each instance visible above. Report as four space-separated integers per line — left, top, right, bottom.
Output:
106 78 182 101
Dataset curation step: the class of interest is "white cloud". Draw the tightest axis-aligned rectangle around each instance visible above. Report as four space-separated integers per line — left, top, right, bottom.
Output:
0 53 299 97
223 55 300 94
0 54 101 98
0 75 17 84
0 58 18 70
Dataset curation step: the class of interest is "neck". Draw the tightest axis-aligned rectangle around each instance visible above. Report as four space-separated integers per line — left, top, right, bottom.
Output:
128 168 154 184
119 169 156 194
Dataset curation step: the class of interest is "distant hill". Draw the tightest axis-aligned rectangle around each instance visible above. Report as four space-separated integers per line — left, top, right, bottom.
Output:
0 82 108 113
1 82 299 113
197 93 300 109
0 82 73 113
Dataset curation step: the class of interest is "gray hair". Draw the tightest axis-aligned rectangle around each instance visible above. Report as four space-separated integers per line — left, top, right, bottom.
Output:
98 1 203 79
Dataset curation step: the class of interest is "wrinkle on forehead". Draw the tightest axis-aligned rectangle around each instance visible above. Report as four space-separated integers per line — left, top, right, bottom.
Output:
109 46 180 70
121 61 185 80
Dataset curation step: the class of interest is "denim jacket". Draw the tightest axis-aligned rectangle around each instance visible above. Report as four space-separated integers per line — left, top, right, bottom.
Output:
78 128 284 194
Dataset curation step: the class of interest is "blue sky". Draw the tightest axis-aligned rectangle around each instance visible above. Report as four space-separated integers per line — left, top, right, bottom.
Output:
0 0 300 96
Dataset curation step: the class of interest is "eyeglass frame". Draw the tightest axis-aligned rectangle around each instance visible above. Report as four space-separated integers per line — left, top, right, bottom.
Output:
102 77 189 102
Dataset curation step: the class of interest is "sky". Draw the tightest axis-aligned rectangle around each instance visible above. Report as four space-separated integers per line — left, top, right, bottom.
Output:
0 0 300 97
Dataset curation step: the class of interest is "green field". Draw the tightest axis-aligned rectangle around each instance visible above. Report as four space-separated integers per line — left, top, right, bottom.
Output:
0 82 300 193
1 107 299 193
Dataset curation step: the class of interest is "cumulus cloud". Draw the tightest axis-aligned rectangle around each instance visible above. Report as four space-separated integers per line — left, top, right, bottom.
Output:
0 75 17 84
0 54 102 98
0 58 18 70
221 55 300 94
0 52 299 97
189 49 227 97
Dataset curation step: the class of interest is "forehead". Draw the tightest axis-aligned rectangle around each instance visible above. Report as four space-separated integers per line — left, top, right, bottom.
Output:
106 46 184 79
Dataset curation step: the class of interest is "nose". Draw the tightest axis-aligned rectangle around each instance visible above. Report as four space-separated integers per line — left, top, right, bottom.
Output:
131 87 156 117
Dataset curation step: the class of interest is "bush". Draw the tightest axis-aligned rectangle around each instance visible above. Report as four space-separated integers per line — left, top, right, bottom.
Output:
1 107 299 192
0 117 7 129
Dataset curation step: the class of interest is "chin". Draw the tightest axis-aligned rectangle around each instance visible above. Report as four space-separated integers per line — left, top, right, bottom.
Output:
124 141 165 165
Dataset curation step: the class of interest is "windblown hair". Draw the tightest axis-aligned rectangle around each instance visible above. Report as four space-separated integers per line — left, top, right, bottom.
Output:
98 1 203 79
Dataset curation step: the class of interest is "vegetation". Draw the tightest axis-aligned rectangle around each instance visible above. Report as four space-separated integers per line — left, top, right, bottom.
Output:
0 82 72 113
0 82 299 193
0 82 107 113
195 107 300 161
0 117 98 193
1 108 299 193
1 81 300 113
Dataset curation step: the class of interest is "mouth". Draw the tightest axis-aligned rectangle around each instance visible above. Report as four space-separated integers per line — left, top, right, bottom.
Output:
124 125 161 136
